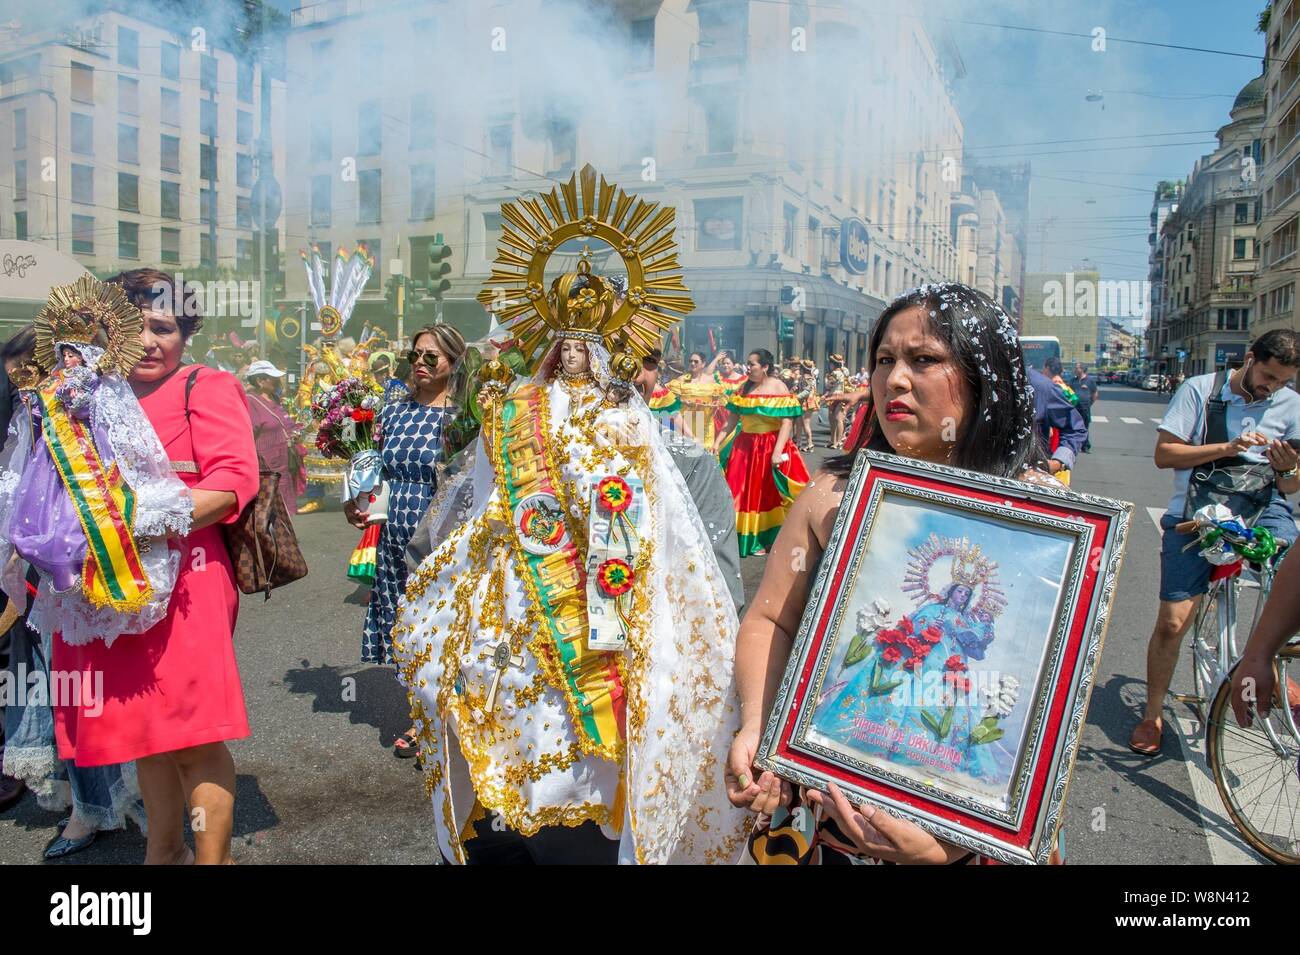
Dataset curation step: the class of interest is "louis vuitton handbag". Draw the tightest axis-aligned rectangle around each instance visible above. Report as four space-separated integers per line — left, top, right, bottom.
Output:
184 368 308 598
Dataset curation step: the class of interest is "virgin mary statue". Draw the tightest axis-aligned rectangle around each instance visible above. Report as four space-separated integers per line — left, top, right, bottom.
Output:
392 166 747 864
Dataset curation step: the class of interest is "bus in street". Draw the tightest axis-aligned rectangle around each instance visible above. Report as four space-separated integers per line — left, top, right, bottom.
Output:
1019 335 1061 374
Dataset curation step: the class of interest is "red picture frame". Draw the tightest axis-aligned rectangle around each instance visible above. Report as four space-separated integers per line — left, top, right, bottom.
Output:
756 452 1132 864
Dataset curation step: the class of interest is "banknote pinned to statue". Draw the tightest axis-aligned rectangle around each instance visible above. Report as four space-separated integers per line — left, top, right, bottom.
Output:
586 474 645 652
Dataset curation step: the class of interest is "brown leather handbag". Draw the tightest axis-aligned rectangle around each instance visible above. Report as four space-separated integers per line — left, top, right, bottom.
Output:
184 368 308 598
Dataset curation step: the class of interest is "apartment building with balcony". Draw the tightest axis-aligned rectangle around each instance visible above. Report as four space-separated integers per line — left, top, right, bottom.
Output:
0 4 285 278
1151 75 1262 377
283 0 972 370
1257 2 1300 337
1143 179 1182 368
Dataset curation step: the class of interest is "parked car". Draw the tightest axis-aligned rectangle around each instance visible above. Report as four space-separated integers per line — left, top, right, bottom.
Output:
1143 375 1160 390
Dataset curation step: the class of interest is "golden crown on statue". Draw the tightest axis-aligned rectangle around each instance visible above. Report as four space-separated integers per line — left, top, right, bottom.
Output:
476 163 694 367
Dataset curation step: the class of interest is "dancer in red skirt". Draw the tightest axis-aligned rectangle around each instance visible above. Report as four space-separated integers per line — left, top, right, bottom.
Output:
716 349 809 557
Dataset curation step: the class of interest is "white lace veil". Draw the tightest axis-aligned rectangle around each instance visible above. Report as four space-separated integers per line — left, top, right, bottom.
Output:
0 348 192 646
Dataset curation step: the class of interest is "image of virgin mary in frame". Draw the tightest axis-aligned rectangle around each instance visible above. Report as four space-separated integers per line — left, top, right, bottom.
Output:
757 451 1131 864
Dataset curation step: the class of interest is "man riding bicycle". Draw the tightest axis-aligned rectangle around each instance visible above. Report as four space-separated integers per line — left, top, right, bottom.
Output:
1131 330 1300 756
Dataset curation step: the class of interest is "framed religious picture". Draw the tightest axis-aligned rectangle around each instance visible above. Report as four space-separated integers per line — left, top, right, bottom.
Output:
756 451 1132 864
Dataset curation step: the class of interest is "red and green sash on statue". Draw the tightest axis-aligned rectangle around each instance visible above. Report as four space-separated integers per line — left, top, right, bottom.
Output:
36 380 153 613
491 384 626 758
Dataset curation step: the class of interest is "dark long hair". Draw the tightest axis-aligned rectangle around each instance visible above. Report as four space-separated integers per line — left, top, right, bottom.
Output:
741 348 775 396
825 284 1045 479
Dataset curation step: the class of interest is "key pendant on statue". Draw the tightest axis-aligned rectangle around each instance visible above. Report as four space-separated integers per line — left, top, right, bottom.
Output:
478 640 525 713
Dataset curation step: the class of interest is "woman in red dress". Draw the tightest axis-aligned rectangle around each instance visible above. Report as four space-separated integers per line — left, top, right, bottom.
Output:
715 349 809 557
53 269 260 865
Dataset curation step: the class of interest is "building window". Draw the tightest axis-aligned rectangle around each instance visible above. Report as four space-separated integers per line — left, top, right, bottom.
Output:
358 101 382 156
200 233 214 268
71 113 93 155
312 40 333 87
548 116 576 172
237 194 252 229
161 88 180 127
410 94 434 150
200 54 217 94
630 18 654 71
160 181 180 219
1235 202 1251 224
118 221 138 259
118 75 139 115
1234 238 1248 259
200 188 216 225
71 163 93 204
13 160 25 202
161 227 180 264
358 169 382 223
161 42 180 81
200 143 217 181
117 26 138 68
72 214 94 254
15 212 27 241
410 163 435 220
311 175 331 226
14 108 26 150
311 116 331 162
237 60 253 103
237 238 254 268
118 172 138 212
695 197 742 251
807 216 820 269
160 134 180 173
118 123 139 164
201 99 217 137
237 153 254 188
237 110 252 146
783 203 797 256
488 123 512 177
703 98 737 154
484 212 504 257
71 62 94 104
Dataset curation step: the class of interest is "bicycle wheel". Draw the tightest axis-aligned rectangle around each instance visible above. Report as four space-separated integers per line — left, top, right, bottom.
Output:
1190 582 1225 713
1205 655 1300 865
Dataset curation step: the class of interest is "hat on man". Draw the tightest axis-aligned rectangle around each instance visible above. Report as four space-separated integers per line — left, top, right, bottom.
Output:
245 359 286 379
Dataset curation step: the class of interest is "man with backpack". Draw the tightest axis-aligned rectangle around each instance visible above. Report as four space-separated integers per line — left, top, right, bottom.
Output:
1130 330 1300 756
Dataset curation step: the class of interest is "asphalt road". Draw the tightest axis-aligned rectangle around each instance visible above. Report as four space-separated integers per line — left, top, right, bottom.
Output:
0 385 1274 864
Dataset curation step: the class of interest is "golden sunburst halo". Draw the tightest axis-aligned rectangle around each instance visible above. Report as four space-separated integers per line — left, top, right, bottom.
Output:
34 275 146 379
476 163 694 365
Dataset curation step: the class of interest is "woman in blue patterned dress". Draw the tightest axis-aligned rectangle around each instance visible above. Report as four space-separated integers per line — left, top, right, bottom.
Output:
345 324 466 758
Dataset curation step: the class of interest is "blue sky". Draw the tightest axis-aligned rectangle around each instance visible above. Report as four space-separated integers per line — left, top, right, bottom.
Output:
948 0 1266 282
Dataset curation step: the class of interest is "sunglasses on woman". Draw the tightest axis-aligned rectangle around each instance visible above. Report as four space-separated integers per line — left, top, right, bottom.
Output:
407 349 443 368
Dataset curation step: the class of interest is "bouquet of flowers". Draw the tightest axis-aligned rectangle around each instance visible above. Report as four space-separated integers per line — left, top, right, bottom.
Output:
311 377 387 584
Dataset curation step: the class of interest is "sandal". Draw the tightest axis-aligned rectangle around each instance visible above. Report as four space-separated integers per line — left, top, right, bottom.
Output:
393 729 421 760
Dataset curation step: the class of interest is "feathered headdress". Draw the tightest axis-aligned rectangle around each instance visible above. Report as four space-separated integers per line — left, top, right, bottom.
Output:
301 243 375 338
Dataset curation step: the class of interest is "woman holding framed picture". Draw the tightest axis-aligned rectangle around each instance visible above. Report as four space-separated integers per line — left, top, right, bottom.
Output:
725 284 1064 864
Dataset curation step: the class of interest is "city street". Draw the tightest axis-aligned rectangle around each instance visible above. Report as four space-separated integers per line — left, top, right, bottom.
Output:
0 384 1276 864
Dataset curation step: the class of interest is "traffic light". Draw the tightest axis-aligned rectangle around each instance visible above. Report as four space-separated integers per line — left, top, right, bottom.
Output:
779 316 795 342
428 243 452 299
384 275 405 316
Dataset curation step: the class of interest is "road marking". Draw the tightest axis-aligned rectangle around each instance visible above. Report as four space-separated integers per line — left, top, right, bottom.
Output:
1150 418 1163 425
1146 506 1165 532
1170 713 1263 865
1092 415 1109 423
1122 417 1143 424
